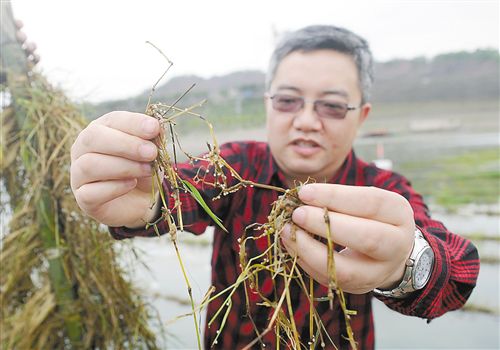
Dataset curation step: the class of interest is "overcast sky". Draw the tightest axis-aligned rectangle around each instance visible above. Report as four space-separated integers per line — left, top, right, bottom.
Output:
10 0 499 103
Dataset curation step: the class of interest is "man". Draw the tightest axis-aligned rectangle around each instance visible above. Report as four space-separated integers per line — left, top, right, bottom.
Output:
70 25 479 349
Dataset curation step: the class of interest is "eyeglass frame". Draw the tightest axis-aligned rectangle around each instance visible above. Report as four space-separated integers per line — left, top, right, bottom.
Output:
265 93 361 120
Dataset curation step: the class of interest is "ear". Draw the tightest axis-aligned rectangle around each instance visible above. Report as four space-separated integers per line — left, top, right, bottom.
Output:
358 102 371 126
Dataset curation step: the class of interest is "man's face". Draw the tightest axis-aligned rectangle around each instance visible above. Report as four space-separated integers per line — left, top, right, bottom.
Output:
265 49 371 185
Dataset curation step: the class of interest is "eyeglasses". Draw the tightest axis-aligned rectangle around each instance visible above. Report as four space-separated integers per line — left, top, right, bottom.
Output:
268 93 359 119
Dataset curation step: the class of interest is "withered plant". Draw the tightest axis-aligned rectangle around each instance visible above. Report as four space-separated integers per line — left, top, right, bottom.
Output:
0 5 160 347
144 44 357 350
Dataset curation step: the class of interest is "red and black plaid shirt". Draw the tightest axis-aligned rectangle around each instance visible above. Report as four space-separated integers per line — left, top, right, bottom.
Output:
111 141 479 349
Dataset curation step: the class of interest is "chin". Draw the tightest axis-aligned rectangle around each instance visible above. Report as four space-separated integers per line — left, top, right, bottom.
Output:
285 164 324 183
273 145 326 178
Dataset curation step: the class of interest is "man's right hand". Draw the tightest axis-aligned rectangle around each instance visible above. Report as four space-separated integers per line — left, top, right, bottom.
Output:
70 111 160 228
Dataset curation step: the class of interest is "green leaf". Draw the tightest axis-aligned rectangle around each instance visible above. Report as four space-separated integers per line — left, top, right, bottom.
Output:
181 179 228 233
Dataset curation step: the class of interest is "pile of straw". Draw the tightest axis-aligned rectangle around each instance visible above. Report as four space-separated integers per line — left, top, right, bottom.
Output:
0 73 159 349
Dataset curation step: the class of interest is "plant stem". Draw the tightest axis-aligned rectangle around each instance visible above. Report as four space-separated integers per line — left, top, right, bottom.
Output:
171 239 202 350
37 190 83 343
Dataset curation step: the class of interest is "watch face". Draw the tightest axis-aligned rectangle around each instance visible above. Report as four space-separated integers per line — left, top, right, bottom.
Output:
413 249 434 289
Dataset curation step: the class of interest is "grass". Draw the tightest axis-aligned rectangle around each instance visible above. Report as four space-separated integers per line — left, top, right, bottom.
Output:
462 233 500 242
399 148 499 210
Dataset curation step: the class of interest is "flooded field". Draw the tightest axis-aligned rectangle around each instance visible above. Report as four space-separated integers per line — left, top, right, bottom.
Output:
124 207 500 349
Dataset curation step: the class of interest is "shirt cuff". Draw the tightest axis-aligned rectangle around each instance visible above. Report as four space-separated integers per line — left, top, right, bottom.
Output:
108 222 162 240
374 226 451 319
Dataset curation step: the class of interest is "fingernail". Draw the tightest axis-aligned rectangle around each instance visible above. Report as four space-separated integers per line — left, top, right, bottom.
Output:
292 207 306 225
142 119 157 134
139 143 156 158
281 224 291 241
124 178 137 188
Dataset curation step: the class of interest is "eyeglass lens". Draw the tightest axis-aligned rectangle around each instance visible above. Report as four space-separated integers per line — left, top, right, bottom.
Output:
271 94 349 119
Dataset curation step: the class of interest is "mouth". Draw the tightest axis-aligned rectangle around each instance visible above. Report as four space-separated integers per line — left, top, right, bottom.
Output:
289 138 322 156
292 139 320 147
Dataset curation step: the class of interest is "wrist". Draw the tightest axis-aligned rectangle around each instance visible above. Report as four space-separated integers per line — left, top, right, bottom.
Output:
373 228 435 298
378 256 410 291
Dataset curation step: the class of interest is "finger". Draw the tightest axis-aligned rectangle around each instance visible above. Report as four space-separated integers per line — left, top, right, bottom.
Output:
75 178 138 213
71 118 158 162
71 153 152 190
281 226 373 291
298 184 414 226
292 206 410 260
281 227 389 294
75 181 153 227
95 111 160 139
336 248 396 294
281 225 330 286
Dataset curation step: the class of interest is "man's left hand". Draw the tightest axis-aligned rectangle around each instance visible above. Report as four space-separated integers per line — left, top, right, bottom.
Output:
281 183 415 294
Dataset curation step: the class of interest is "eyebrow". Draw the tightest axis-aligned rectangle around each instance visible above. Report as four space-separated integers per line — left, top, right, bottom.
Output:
323 89 349 99
275 85 349 99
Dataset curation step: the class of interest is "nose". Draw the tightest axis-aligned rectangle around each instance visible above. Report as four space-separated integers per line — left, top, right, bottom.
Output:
292 101 323 132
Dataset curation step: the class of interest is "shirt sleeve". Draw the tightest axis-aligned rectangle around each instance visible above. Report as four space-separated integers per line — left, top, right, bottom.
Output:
109 142 244 240
372 170 480 320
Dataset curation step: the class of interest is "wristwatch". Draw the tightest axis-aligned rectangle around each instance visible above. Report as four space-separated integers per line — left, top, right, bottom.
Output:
373 228 434 298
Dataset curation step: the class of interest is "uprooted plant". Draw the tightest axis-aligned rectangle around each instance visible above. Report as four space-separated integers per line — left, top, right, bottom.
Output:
143 44 357 350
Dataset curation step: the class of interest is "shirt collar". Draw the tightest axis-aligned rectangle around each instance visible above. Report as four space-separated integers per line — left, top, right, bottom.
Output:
262 146 357 187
